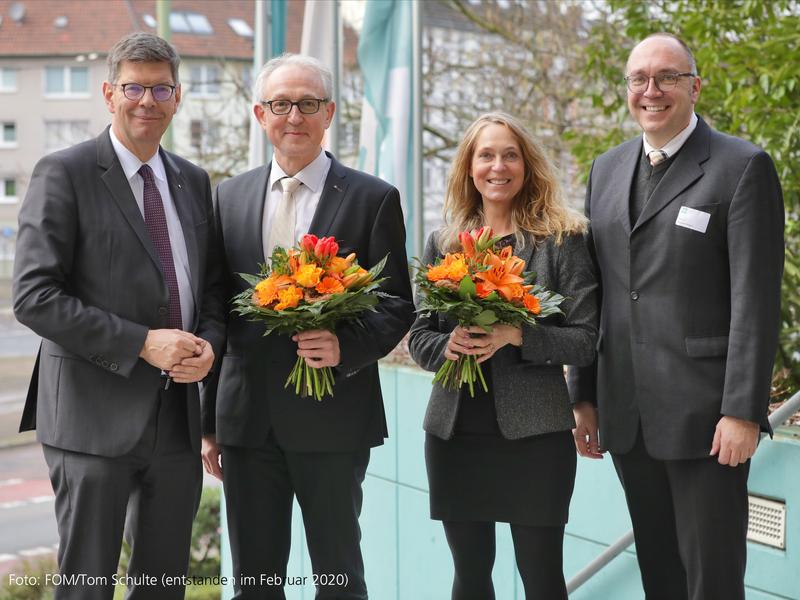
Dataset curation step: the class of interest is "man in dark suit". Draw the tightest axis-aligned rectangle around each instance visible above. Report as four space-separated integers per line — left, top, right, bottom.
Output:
13 32 224 599
569 33 784 600
200 54 414 599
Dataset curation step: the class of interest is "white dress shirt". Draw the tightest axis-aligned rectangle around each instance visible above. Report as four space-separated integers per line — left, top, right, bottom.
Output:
643 112 698 159
108 127 195 330
262 149 332 259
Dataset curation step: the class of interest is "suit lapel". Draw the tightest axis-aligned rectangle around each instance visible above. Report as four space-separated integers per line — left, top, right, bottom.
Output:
613 139 642 238
250 164 271 263
632 118 710 234
308 153 349 235
97 129 163 273
161 150 200 307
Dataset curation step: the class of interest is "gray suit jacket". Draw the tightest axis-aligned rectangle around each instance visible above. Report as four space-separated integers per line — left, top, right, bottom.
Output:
13 127 225 457
568 116 784 459
409 230 598 440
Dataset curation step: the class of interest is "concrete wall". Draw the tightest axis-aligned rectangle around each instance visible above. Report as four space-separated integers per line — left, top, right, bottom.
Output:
220 364 800 599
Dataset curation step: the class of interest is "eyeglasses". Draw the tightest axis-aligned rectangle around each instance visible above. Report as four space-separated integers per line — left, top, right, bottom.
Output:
624 72 695 94
261 98 329 115
116 83 177 102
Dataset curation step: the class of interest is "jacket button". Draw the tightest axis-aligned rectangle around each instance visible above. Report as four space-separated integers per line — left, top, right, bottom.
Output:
158 307 168 316
545 359 553 365
630 291 639 301
102 360 109 368
110 363 119 372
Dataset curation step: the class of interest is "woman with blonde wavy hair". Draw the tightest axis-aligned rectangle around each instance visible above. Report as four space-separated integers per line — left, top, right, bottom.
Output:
409 112 598 599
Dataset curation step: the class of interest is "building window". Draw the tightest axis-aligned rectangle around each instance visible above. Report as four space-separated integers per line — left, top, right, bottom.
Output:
0 178 17 203
189 64 221 97
0 68 17 92
1 122 16 146
228 18 253 38
170 12 213 34
44 120 91 153
44 66 89 96
190 119 219 154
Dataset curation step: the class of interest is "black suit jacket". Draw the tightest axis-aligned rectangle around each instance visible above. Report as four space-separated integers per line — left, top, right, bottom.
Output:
202 153 414 452
568 117 784 460
13 127 226 456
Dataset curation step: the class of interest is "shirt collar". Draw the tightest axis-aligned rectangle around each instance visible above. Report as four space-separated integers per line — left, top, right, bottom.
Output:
642 112 698 159
269 149 330 193
108 127 167 183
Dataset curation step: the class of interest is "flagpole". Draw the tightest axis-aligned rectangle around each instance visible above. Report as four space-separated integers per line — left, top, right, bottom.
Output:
411 0 424 258
249 0 271 169
331 0 341 156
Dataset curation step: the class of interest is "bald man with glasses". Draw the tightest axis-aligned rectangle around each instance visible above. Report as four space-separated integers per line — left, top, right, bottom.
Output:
569 33 784 600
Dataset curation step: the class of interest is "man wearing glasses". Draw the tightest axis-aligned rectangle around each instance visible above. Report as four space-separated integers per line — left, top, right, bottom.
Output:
14 32 224 599
200 54 413 599
569 33 784 600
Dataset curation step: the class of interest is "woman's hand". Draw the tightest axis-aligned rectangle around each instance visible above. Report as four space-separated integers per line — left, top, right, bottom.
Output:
572 401 604 459
444 324 522 363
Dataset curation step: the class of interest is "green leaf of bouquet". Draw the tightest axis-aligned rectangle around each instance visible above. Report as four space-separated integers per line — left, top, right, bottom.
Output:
368 254 389 280
238 272 264 287
458 275 476 300
473 309 498 327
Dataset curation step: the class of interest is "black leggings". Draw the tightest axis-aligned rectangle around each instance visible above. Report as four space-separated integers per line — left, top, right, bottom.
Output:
442 520 567 600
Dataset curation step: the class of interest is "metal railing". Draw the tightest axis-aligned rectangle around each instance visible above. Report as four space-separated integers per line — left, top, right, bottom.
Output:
566 390 800 595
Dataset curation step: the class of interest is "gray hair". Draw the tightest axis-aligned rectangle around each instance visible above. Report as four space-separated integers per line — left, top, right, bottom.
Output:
107 32 181 84
253 53 332 103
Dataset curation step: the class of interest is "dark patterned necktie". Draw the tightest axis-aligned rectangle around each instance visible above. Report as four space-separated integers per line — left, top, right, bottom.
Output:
139 164 182 330
648 149 668 166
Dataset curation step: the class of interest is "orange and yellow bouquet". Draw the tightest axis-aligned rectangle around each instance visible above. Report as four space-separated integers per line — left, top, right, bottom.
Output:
414 226 565 396
233 234 388 401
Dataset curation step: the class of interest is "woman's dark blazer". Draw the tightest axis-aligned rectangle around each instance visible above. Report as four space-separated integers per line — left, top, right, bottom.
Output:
409 230 598 440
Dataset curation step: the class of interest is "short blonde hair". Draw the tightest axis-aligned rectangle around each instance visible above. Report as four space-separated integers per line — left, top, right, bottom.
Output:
439 112 586 253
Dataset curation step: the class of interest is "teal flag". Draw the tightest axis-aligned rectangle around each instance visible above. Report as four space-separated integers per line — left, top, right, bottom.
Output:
271 0 287 55
357 0 415 256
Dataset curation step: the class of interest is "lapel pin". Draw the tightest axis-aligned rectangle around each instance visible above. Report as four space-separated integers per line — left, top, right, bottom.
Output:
333 184 342 192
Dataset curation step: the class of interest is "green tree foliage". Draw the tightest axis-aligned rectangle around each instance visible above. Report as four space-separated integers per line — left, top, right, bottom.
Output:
569 0 800 399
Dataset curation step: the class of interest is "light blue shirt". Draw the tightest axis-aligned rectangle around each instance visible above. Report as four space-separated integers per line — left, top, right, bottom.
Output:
108 127 195 330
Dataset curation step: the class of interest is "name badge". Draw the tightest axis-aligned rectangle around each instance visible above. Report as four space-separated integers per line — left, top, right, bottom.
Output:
675 206 710 233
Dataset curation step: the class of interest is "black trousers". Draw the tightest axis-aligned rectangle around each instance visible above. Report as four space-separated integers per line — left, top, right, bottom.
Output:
43 386 201 600
222 435 370 600
442 521 567 600
612 427 750 600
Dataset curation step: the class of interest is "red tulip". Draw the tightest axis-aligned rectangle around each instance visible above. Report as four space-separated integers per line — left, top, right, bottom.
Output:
301 234 319 255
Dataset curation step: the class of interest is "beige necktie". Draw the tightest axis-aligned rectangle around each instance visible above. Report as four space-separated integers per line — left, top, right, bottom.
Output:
267 176 302 257
648 150 668 166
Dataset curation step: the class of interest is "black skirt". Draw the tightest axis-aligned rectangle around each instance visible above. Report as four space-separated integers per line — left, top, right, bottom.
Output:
425 364 577 526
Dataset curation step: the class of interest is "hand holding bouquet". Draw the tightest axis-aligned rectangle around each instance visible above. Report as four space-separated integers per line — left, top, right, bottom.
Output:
414 227 564 396
232 234 388 401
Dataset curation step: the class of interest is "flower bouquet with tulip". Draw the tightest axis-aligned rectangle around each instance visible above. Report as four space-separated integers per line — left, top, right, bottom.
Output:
233 234 388 401
414 226 565 396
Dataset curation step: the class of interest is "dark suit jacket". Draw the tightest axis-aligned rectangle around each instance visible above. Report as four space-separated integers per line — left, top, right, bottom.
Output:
201 153 414 453
410 231 598 440
13 127 225 457
568 116 784 460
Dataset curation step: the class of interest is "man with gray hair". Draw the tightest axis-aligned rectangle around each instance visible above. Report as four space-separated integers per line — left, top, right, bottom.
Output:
201 53 413 599
14 32 225 599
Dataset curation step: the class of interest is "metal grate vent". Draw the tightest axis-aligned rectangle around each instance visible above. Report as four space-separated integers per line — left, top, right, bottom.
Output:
747 494 786 549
